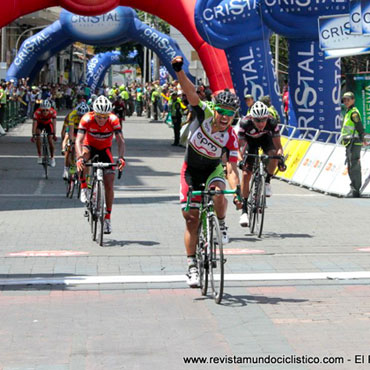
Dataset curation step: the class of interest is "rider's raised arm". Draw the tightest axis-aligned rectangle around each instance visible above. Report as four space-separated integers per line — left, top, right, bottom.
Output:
171 56 199 107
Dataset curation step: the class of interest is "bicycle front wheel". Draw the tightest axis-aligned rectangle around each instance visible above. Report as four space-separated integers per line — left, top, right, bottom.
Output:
196 223 208 296
209 215 224 304
97 180 105 246
255 176 266 238
248 176 257 234
90 181 98 241
42 137 49 179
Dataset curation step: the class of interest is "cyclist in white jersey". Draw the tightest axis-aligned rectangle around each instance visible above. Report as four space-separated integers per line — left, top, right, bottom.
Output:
172 56 242 288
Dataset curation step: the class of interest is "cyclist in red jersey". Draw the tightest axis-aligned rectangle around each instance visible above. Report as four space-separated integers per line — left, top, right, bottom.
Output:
31 100 57 167
75 95 126 235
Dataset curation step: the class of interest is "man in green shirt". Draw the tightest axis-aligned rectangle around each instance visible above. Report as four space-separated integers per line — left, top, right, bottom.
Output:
341 91 368 198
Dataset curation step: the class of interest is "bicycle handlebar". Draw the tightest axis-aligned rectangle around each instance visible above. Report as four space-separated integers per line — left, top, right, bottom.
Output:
184 185 241 212
84 154 124 179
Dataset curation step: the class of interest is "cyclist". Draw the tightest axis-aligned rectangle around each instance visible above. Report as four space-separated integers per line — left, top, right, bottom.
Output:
62 102 90 179
171 56 242 288
238 101 285 228
31 99 57 167
75 95 126 235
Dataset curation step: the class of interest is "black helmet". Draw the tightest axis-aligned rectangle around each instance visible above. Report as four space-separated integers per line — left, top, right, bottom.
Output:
215 90 240 110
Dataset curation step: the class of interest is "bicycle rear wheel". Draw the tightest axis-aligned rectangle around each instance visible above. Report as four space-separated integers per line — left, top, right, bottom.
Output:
255 176 266 238
209 215 224 304
196 223 208 296
248 176 257 234
97 180 105 246
42 136 49 179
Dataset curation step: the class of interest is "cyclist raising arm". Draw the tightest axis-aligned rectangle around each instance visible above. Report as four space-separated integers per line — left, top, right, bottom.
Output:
75 95 126 234
172 56 241 288
238 101 285 227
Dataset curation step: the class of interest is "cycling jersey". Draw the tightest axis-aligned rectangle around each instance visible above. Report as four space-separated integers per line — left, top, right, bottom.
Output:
68 109 81 131
78 112 121 150
33 108 57 126
185 100 239 171
238 117 280 140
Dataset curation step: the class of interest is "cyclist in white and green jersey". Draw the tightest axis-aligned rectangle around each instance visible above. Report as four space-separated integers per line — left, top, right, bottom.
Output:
172 56 242 288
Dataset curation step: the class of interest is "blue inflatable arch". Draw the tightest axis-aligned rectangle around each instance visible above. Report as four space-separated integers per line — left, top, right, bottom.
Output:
7 7 194 85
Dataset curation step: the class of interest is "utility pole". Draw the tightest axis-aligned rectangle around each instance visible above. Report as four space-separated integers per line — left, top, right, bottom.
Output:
68 44 73 84
275 34 279 88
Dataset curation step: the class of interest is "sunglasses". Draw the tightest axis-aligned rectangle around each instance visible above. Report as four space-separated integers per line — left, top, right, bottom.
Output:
95 113 109 119
215 106 235 117
252 117 268 123
41 109 49 112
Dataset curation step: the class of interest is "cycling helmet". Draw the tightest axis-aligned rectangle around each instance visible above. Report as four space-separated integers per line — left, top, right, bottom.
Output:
40 100 51 109
93 95 112 114
90 94 97 101
214 90 240 110
250 101 269 118
76 102 89 116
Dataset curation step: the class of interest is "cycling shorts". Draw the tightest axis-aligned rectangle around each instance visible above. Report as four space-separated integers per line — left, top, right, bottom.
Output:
84 145 115 173
180 162 226 209
243 135 275 171
36 122 54 136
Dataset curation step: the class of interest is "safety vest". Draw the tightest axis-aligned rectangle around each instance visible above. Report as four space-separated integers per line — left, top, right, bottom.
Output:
170 97 182 117
341 106 361 142
151 90 160 102
136 92 142 102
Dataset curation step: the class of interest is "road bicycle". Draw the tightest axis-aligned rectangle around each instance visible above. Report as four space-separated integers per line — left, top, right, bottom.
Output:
85 156 122 246
185 185 241 304
40 131 51 179
64 141 80 199
240 152 284 238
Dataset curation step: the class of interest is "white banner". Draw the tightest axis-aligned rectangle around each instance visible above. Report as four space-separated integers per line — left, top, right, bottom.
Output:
362 0 370 34
360 150 370 195
319 14 370 51
324 46 370 59
349 0 362 34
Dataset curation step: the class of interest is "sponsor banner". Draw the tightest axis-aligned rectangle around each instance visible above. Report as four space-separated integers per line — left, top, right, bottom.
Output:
349 0 362 34
353 74 370 134
312 146 346 192
277 139 311 180
318 15 370 51
362 0 370 34
288 40 342 133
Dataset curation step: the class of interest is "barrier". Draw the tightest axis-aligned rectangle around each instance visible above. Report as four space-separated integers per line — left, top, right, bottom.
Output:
4 100 27 131
276 128 370 197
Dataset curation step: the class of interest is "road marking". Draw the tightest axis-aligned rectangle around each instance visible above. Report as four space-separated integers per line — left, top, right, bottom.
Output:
7 250 89 257
34 179 46 195
223 248 265 255
0 271 370 286
357 247 370 252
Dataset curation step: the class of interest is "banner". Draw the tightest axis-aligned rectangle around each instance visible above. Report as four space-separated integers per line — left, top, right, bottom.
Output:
362 0 370 34
318 15 370 51
353 74 370 134
324 46 370 59
349 0 362 34
288 40 342 132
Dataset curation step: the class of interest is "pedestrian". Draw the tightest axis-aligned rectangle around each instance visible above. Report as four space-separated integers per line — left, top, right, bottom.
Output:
0 82 7 135
244 94 254 114
341 91 368 198
170 91 183 146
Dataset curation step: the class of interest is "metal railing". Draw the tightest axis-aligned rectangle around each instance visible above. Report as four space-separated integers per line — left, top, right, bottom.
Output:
3 100 27 131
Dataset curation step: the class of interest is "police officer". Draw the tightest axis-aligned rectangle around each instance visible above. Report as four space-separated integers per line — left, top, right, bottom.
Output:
341 91 368 198
260 95 281 125
244 94 254 114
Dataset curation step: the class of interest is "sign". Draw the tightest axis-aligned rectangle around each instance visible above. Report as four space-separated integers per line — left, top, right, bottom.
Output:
362 0 370 34
318 14 370 51
353 73 370 134
324 46 370 59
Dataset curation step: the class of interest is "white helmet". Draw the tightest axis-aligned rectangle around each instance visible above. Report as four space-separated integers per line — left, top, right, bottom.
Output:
76 102 89 116
40 100 51 109
93 95 112 114
250 101 269 119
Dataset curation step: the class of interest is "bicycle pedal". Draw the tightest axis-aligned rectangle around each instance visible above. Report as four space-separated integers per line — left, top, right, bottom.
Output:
84 210 89 217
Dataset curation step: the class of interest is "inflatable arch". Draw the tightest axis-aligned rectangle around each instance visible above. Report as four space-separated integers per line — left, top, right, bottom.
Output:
7 7 193 85
195 0 281 116
86 51 139 91
260 1 348 133
1 0 233 93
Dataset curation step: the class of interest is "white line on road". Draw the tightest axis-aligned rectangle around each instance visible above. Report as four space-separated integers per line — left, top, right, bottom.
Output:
34 179 46 195
0 271 370 286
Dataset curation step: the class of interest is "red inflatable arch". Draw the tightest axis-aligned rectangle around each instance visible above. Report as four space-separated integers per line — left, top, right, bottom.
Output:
1 0 232 92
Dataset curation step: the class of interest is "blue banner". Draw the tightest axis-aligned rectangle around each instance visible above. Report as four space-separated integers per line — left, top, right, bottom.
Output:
194 0 281 117
350 0 362 34
289 40 342 132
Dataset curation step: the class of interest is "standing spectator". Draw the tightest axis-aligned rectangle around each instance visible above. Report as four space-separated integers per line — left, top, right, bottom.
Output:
0 83 7 135
170 91 183 146
113 95 125 124
135 88 143 117
341 91 368 198
151 86 160 121
244 94 255 114
259 95 281 125
282 85 289 124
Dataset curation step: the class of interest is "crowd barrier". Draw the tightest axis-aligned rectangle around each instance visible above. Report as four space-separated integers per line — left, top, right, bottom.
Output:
3 100 27 131
275 125 370 197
